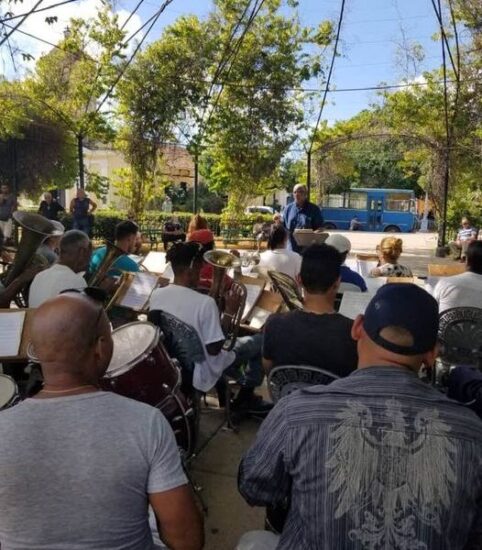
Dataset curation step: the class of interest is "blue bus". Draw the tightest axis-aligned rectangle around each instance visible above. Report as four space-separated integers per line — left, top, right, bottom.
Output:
320 188 418 233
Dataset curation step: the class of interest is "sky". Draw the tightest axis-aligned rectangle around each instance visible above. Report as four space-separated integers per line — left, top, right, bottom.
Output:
0 0 464 125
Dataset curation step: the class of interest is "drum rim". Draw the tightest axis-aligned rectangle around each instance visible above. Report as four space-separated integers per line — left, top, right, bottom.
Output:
104 321 160 378
0 374 18 407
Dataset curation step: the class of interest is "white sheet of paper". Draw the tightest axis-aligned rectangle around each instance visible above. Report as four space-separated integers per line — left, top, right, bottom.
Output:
248 306 271 329
339 292 373 319
356 259 378 278
242 284 264 321
0 310 25 357
142 251 167 274
120 272 159 311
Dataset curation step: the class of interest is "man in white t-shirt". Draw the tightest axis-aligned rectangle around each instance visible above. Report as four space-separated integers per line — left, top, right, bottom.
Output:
29 230 90 307
0 292 203 550
258 224 301 279
434 241 482 312
150 242 271 414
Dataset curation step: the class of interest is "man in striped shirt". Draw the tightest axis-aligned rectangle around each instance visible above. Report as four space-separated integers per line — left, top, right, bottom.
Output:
449 217 478 260
238 284 482 550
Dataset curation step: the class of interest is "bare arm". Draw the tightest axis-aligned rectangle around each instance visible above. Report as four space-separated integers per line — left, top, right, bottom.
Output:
149 486 204 550
69 199 75 213
262 357 274 373
89 199 97 213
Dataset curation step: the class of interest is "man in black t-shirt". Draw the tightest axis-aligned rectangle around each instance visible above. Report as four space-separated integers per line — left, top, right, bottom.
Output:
263 244 357 377
38 192 65 221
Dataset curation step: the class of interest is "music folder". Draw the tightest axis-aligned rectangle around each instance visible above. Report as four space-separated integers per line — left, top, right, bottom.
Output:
0 309 35 360
111 272 166 312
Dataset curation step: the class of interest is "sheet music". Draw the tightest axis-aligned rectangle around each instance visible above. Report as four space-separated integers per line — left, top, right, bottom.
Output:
356 259 378 278
242 283 264 321
141 251 167 274
339 292 373 319
119 272 159 311
0 310 25 357
248 306 272 329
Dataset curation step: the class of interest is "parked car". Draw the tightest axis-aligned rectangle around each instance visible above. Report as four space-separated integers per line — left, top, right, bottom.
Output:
245 205 275 216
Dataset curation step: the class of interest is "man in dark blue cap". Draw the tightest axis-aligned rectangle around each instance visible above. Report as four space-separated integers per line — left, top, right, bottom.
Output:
238 284 482 550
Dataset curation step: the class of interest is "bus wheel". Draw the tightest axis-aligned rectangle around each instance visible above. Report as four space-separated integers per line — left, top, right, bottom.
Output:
384 225 401 233
323 223 336 230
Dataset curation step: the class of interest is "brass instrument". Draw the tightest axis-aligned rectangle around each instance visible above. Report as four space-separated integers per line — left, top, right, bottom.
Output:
204 250 240 304
203 249 246 351
88 241 125 287
1 212 63 287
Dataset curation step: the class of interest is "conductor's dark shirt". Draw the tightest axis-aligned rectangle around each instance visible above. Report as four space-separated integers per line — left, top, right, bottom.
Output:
283 200 323 252
38 200 64 221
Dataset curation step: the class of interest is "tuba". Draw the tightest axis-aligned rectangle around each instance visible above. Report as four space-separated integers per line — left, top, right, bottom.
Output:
87 241 125 287
203 249 246 351
1 212 63 287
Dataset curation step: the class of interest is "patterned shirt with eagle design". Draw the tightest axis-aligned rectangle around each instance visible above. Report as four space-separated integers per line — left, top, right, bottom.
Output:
239 366 482 550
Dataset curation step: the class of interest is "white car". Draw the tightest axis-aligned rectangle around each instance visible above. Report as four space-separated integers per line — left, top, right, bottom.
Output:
245 205 274 215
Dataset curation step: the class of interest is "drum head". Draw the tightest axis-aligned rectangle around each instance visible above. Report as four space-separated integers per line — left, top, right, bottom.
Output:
0 375 17 409
105 322 159 377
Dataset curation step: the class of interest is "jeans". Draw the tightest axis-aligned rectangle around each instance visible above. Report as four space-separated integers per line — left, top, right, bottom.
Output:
73 217 91 235
225 333 264 388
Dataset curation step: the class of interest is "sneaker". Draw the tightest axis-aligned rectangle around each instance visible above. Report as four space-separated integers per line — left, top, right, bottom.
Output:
231 394 273 416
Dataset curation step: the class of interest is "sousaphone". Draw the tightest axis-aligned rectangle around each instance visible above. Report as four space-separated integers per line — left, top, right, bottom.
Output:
1 212 64 287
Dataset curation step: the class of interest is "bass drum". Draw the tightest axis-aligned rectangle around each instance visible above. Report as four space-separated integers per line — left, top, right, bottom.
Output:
0 374 19 411
101 321 197 458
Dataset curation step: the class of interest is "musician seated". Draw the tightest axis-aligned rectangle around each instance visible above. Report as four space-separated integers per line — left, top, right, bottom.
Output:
258 225 301 280
188 228 233 292
263 244 357 377
36 234 62 267
369 236 413 277
89 220 140 278
325 234 367 291
434 241 482 312
239 284 482 550
0 293 203 549
29 230 90 307
149 242 271 414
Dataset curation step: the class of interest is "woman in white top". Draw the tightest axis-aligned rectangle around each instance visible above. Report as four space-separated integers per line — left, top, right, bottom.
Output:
258 225 302 279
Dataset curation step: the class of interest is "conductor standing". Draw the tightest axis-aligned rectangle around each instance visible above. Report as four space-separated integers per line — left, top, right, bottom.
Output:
283 184 323 253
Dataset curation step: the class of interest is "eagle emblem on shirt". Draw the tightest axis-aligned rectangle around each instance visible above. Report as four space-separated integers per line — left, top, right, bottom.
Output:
326 399 457 549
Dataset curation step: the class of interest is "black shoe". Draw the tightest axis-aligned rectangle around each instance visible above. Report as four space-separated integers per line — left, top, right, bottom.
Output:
231 394 273 416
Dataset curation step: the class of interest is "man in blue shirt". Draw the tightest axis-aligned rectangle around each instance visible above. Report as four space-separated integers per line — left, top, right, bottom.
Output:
325 233 367 292
89 220 140 278
239 284 482 550
283 184 323 253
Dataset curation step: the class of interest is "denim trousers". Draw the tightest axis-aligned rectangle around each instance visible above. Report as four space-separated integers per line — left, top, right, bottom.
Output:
225 332 264 388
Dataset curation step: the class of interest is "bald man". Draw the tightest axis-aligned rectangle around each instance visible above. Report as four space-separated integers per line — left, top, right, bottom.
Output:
0 293 203 550
283 184 323 252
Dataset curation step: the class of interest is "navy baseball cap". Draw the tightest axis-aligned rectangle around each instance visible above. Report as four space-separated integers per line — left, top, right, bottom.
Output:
363 284 439 356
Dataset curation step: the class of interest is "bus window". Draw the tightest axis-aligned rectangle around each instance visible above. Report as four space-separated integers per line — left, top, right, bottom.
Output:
385 193 412 212
348 191 367 210
322 194 344 208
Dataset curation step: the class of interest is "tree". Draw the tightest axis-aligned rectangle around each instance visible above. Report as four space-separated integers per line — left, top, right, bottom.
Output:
199 0 332 212
116 15 215 217
27 4 127 190
0 80 77 196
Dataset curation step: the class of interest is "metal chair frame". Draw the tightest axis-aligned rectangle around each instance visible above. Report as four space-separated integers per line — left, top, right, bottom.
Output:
268 365 340 404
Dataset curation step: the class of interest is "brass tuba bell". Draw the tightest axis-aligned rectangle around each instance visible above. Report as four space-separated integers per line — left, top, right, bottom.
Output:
203 249 240 304
1 211 64 287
